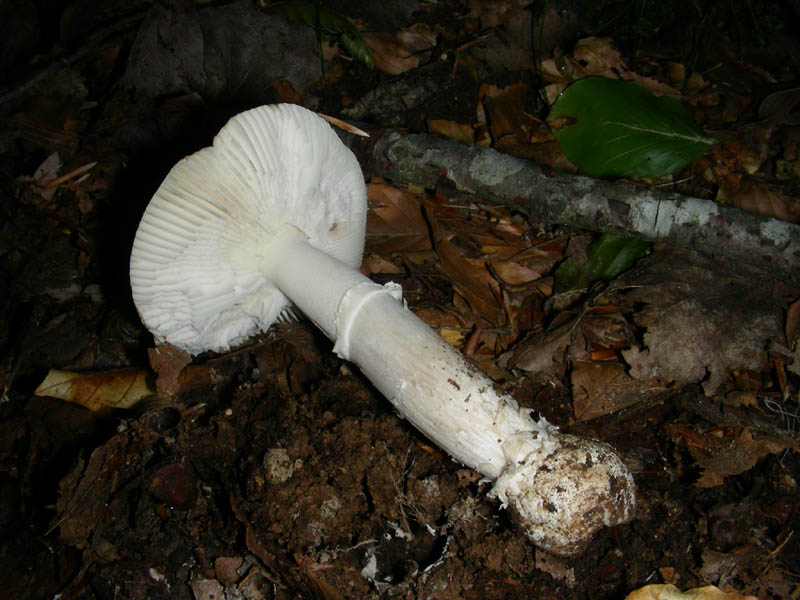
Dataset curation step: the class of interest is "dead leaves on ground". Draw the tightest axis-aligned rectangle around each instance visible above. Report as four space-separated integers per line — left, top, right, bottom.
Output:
363 184 798 490
364 181 561 350
667 424 799 488
365 183 432 257
360 24 437 75
427 34 799 222
31 172 796 493
571 361 668 421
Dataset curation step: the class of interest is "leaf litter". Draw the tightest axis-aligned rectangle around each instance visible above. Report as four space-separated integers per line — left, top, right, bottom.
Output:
1 1 799 599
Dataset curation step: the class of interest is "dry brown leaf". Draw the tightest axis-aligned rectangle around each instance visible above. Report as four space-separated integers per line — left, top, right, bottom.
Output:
270 79 301 104
413 306 463 328
698 547 760 592
366 183 431 254
361 32 419 75
397 23 437 55
571 36 627 79
571 361 667 421
57 431 141 549
478 82 532 146
619 71 687 100
695 127 771 198
758 87 800 126
430 218 504 324
486 240 562 291
542 78 568 105
541 37 685 103
787 299 800 377
490 260 543 287
508 308 586 375
665 62 686 88
719 390 759 408
427 119 475 145
360 253 404 275
436 215 524 248
148 343 192 397
480 243 522 260
18 152 62 203
34 368 154 411
624 583 757 600
581 309 636 350
361 24 436 75
716 177 800 223
574 37 680 97
667 425 799 487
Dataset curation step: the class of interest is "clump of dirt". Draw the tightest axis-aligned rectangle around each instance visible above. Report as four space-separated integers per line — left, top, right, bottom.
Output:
43 322 701 599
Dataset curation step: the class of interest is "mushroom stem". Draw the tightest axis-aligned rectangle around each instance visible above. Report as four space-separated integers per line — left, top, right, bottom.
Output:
265 225 635 556
266 226 549 477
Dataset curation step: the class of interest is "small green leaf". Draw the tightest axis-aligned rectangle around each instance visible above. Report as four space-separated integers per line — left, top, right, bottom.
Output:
548 77 714 178
266 1 375 67
554 233 651 293
339 31 375 68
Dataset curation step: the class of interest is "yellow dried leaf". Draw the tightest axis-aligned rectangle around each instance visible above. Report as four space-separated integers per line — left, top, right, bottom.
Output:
34 368 154 411
625 584 757 600
439 328 465 348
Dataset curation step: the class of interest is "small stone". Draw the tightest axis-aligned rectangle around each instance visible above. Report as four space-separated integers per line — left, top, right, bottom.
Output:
214 556 243 585
263 448 293 483
189 578 224 600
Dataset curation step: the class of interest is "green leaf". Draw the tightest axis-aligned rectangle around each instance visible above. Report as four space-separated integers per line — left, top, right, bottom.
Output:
339 31 375 68
554 233 651 293
547 77 714 178
266 1 375 67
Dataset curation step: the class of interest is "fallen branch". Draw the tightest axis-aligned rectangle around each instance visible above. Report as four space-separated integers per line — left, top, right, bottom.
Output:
345 130 799 285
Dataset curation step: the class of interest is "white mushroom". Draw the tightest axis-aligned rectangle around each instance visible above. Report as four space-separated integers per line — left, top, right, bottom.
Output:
130 103 635 556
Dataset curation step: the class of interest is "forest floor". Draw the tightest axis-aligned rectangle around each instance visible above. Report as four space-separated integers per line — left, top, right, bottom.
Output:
1 1 799 599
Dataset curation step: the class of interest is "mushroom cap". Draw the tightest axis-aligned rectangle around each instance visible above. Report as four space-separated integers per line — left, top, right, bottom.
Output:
130 104 367 354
